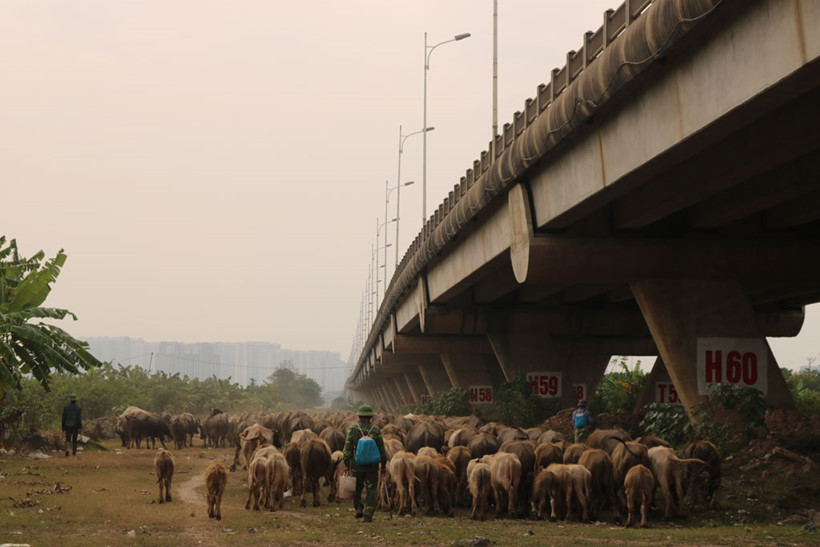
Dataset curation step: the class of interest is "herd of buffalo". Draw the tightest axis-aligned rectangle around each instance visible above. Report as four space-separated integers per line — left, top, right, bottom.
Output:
119 406 721 526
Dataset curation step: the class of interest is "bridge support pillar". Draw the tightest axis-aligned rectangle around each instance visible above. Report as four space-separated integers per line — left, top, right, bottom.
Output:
632 279 794 411
385 380 403 410
633 357 674 410
440 353 495 388
419 363 452 397
391 376 411 407
486 330 617 407
404 371 427 405
379 384 398 412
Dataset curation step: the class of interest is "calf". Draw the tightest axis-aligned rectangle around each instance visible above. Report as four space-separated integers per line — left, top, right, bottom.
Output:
562 443 587 464
624 464 655 528
413 454 438 514
266 452 290 511
246 453 269 511
467 459 492 521
434 457 456 517
488 452 521 518
205 461 228 520
446 445 472 508
388 450 418 515
153 449 174 503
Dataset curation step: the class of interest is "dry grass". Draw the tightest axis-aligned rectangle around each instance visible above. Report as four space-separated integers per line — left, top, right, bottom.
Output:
0 439 816 546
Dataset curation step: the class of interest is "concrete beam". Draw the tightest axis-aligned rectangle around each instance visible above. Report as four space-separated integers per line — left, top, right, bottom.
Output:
393 333 493 355
510 233 820 286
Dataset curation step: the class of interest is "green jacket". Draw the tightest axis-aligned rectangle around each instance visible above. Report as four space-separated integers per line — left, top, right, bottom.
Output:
343 420 387 469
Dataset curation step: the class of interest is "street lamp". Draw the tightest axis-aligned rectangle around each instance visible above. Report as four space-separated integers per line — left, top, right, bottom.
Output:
385 177 415 281
375 217 396 310
397 125 431 268
423 31 470 227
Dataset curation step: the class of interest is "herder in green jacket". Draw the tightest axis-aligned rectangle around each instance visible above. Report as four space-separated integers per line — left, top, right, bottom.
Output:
343 404 387 522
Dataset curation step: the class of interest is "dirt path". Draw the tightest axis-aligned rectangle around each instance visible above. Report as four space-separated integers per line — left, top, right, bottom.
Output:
176 468 205 505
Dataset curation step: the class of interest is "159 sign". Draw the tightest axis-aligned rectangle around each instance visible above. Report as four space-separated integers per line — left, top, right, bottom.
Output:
470 385 493 404
527 372 562 398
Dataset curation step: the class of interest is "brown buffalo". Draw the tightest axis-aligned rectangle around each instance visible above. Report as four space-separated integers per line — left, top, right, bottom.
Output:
388 450 418 515
153 449 174 503
205 460 228 520
291 428 319 446
535 442 564 471
586 428 632 455
405 421 445 454
384 437 405 460
319 427 346 453
648 446 707 520
234 423 275 472
201 411 230 448
300 438 332 508
500 440 536 516
496 426 528 445
246 452 270 511
266 452 290 511
682 440 721 507
467 458 492 520
487 452 521 518
413 454 439 514
624 464 655 528
562 443 587 464
468 432 499 459
434 457 456 517
447 427 477 448
283 441 303 495
635 435 671 449
446 445 472 507
578 448 619 521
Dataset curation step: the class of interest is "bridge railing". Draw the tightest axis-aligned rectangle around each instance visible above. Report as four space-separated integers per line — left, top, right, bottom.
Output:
390 0 653 296
352 0 720 387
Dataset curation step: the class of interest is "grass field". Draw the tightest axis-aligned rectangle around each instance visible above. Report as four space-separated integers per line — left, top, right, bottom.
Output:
0 439 815 546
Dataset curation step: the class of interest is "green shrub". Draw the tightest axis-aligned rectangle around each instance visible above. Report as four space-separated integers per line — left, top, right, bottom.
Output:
590 357 647 415
640 402 690 447
414 387 471 417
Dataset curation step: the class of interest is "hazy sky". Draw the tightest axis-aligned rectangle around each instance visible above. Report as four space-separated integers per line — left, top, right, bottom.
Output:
3 1 817 370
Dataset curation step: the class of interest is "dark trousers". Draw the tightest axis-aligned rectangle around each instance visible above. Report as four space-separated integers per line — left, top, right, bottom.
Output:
354 465 379 517
64 428 79 455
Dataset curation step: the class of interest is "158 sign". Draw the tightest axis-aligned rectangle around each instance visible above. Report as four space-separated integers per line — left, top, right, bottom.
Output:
527 372 562 398
469 385 493 404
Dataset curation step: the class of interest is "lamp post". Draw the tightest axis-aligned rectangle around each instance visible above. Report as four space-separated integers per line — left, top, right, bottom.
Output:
375 217 395 310
397 125 430 268
385 177 415 282
423 31 470 227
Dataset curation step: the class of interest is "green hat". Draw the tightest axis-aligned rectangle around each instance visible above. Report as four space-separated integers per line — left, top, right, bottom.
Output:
69 394 78 401
357 404 375 417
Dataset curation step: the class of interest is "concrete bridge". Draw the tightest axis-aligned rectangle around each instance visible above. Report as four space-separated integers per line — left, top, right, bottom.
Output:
346 0 820 413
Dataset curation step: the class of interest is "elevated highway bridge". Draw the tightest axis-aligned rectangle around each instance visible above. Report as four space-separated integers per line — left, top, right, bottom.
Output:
346 0 820 413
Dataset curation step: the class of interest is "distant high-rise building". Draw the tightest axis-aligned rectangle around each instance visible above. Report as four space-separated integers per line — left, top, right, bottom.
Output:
83 337 347 396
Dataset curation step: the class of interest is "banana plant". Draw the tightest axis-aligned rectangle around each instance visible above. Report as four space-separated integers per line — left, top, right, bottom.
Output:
0 237 101 398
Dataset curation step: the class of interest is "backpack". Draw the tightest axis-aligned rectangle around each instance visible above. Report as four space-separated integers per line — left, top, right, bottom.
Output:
573 409 589 429
354 425 380 466
65 407 78 428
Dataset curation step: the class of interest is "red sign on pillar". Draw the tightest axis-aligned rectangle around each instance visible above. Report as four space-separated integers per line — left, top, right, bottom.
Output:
420 394 431 404
572 384 587 403
655 382 682 405
696 338 768 395
526 372 562 398
469 385 494 404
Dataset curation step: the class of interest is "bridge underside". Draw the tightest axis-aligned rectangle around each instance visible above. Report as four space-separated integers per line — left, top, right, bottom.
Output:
349 0 820 413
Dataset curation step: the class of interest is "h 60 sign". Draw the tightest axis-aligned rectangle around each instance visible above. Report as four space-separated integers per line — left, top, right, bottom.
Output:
696 338 768 395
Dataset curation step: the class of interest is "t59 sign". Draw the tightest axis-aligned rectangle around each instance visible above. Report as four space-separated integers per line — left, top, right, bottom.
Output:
696 338 768 395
